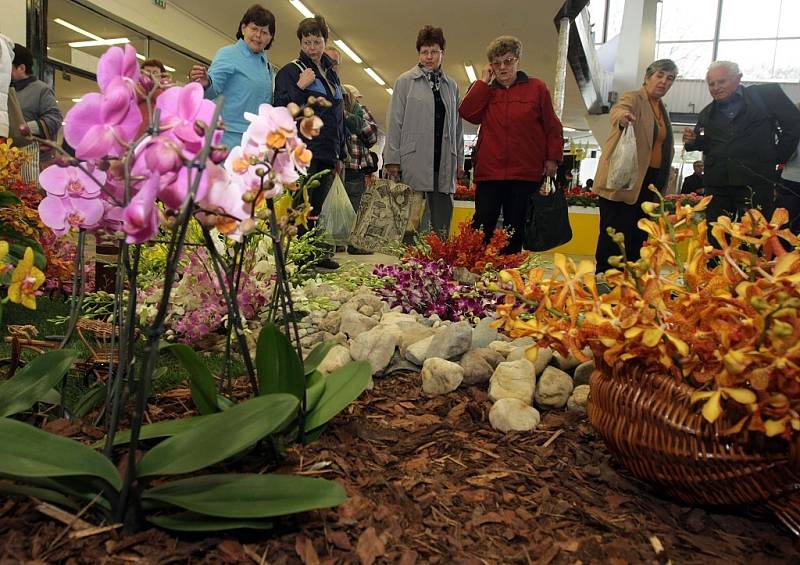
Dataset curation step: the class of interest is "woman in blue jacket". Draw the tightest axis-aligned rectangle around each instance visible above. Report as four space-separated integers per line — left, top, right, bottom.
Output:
189 5 276 150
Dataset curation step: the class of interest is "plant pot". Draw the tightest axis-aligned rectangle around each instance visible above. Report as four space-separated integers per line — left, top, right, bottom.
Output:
587 359 800 533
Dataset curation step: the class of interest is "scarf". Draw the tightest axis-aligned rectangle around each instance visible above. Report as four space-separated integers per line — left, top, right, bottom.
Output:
418 64 443 92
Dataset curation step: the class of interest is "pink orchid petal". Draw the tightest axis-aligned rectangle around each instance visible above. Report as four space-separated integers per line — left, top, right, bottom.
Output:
64 93 104 149
38 196 68 231
70 196 105 228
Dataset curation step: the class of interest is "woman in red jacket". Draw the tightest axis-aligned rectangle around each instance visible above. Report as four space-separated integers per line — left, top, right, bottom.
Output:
459 36 563 253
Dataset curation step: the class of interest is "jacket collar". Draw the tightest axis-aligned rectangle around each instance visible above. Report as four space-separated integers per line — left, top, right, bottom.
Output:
489 71 529 88
11 75 36 90
409 64 446 81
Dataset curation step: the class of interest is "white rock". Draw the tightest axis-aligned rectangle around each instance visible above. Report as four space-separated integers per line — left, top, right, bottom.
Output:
421 358 464 396
489 398 541 432
488 359 536 404
339 309 379 338
552 349 590 372
350 326 401 374
535 366 574 409
380 311 419 326
532 347 553 376
318 312 341 334
394 322 437 354
507 346 532 362
488 340 516 358
405 334 435 366
316 344 352 374
567 384 591 410
426 321 472 360
471 316 500 349
573 360 595 387
460 348 505 386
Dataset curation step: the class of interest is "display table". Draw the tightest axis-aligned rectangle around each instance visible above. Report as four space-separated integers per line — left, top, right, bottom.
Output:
451 200 599 257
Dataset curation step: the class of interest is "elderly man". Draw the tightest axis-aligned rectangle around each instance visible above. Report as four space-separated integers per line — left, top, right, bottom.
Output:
683 61 800 224
681 160 705 195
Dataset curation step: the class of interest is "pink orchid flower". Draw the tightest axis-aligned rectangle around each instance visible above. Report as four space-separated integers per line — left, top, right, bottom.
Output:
122 174 161 244
97 44 140 92
64 78 142 160
39 165 106 199
38 195 105 236
157 82 222 155
223 146 283 200
242 103 296 153
141 135 185 176
157 166 211 211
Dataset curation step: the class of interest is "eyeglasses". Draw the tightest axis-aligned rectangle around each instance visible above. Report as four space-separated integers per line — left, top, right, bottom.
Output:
245 24 271 37
301 37 325 48
491 56 518 68
419 49 443 57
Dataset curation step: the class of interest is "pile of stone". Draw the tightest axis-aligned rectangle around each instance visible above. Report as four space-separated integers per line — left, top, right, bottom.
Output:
306 286 595 433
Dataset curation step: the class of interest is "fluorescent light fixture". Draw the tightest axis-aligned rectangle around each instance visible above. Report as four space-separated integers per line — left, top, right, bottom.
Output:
564 127 577 132
54 17 102 41
71 98 82 102
364 67 385 86
69 38 130 48
135 53 145 61
464 63 477 83
333 39 362 64
386 88 393 95
164 64 176 72
289 0 314 18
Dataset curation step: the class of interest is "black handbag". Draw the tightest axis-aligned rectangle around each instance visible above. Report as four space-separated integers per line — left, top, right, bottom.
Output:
523 180 573 252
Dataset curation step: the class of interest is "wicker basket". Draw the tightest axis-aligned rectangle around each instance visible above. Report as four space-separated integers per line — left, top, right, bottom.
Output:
587 359 800 533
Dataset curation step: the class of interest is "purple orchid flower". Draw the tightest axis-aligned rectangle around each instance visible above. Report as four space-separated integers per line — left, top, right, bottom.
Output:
97 44 140 92
157 82 222 155
122 174 161 243
38 195 105 236
39 165 106 199
64 78 142 160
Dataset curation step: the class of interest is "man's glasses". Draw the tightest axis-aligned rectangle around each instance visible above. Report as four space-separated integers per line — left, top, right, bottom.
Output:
301 38 325 48
491 56 518 68
420 49 443 57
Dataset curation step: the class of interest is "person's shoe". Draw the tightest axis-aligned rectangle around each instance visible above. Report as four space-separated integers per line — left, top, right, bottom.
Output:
314 257 340 271
347 245 372 255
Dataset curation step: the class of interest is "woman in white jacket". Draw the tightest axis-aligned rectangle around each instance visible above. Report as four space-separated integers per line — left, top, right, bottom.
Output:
0 34 14 140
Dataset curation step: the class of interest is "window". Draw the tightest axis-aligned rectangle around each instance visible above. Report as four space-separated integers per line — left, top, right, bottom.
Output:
656 42 714 79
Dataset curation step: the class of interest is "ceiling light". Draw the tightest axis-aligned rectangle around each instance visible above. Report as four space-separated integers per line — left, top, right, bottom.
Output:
54 18 102 41
464 63 477 83
364 67 385 86
163 64 176 72
333 39 362 64
135 53 145 61
71 98 82 103
386 88 393 95
68 38 130 48
563 127 577 132
289 0 314 18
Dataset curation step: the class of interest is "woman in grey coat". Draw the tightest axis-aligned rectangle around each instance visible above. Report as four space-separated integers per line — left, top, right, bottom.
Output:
384 26 464 238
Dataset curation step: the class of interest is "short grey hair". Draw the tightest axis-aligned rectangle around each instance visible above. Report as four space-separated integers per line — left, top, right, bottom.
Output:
486 35 522 61
708 60 741 78
644 59 678 80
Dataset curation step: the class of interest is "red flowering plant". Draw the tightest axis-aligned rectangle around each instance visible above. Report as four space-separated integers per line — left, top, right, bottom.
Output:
564 186 599 208
454 181 476 201
407 221 529 274
491 186 800 441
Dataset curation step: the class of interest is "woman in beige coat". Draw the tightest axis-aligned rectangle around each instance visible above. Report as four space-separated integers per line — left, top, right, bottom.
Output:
592 59 677 274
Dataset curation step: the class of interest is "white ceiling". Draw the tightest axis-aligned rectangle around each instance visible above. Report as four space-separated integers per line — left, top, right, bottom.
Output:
167 0 590 133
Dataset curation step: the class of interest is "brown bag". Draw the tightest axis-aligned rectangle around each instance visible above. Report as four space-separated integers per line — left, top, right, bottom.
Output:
7 88 34 148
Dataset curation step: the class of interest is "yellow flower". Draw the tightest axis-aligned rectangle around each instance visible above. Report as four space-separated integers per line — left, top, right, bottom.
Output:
0 240 8 261
8 247 44 310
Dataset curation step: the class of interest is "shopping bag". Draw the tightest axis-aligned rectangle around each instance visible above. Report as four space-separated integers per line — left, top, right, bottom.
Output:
606 125 638 190
318 174 356 246
523 178 573 252
348 178 424 251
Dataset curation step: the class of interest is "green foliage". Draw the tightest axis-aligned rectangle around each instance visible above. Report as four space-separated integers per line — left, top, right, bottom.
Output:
303 341 336 376
304 361 371 432
72 383 106 419
142 473 346 519
0 418 122 490
305 370 326 414
148 511 274 532
255 323 305 401
97 413 217 448
0 481 80 510
285 226 334 284
0 349 78 417
163 343 220 415
136 393 299 478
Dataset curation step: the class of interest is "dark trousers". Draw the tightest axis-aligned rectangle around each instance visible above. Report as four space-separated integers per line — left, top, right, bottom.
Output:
421 190 454 239
776 178 800 236
472 180 538 254
705 184 775 225
301 158 337 234
596 167 660 273
343 168 366 214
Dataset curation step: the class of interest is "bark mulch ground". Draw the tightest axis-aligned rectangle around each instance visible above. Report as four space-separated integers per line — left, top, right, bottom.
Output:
1 371 798 564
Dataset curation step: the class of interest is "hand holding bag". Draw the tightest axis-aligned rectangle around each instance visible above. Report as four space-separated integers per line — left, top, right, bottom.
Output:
523 177 573 252
606 124 638 190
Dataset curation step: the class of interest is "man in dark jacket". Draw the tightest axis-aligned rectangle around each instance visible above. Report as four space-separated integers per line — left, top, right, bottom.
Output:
680 160 705 195
11 44 63 154
274 16 345 270
683 60 800 224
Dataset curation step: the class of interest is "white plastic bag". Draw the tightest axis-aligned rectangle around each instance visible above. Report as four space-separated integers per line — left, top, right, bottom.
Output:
319 174 356 245
606 125 638 190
